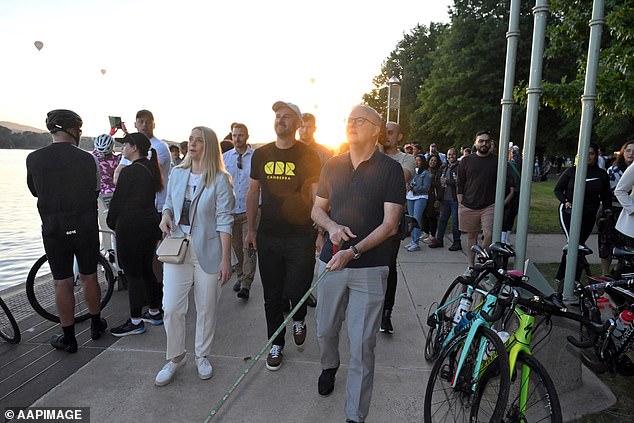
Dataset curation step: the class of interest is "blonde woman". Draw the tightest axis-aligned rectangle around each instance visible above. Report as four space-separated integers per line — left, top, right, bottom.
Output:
155 126 235 386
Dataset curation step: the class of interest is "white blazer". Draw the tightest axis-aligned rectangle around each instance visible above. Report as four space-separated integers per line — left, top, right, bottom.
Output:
163 167 236 274
615 164 634 238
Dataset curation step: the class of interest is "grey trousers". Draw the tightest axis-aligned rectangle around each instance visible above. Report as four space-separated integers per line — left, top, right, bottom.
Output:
316 261 388 422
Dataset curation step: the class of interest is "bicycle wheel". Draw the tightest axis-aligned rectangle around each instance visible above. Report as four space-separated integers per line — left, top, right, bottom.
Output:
26 254 115 323
424 326 510 423
0 297 20 344
425 277 486 362
474 351 562 422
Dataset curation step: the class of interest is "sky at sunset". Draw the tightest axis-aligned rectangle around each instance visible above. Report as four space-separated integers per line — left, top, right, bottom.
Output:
0 0 452 148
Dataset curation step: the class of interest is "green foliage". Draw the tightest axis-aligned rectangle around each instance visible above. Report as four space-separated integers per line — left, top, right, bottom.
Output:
362 22 448 142
363 0 633 156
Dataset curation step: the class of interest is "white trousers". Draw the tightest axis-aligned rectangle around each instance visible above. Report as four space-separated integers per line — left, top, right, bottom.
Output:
162 241 222 360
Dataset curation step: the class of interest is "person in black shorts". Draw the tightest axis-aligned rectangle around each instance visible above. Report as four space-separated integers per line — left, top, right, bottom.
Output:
26 109 107 353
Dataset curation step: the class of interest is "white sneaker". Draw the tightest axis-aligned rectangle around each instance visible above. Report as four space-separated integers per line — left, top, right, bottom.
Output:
196 356 213 380
422 236 431 244
407 243 421 252
155 355 187 386
403 240 416 250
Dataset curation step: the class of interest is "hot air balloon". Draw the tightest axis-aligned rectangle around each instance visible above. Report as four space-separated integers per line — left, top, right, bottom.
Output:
100 69 106 75
34 41 43 51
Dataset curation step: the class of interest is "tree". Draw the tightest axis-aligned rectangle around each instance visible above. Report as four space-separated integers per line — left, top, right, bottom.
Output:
362 22 447 141
415 0 536 149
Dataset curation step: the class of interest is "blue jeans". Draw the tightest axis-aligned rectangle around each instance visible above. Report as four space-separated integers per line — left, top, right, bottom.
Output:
436 199 460 243
407 198 427 243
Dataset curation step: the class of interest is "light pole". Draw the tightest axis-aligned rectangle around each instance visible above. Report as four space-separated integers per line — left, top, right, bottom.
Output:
387 75 401 123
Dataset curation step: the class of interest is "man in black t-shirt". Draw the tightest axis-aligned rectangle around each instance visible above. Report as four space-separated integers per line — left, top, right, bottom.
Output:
311 105 404 423
245 101 321 371
26 109 107 353
457 131 514 271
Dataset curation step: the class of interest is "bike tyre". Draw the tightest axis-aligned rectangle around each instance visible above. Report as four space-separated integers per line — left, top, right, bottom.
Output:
0 297 21 344
474 351 562 422
424 326 510 423
26 254 115 323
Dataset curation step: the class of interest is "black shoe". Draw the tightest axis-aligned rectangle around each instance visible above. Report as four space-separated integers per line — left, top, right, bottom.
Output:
306 293 317 307
111 319 146 337
91 318 108 340
232 281 241 292
380 309 393 334
448 241 462 251
318 366 338 396
237 287 250 299
50 334 78 353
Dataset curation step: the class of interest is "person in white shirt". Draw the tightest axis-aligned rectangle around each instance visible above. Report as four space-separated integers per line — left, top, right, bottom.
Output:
223 123 259 299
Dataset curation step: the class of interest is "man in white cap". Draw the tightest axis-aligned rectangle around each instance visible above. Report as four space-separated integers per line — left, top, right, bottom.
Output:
312 104 404 423
245 101 321 371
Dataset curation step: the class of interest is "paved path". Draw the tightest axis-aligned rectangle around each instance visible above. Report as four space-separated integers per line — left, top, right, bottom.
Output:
0 234 618 422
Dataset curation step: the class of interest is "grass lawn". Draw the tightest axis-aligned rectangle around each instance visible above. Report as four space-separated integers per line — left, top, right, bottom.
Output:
535 262 634 423
526 176 562 234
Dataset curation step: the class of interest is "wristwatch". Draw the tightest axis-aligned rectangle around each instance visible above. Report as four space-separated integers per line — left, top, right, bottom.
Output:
350 245 361 260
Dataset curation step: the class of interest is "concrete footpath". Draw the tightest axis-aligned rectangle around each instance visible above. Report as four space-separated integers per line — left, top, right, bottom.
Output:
1 234 620 422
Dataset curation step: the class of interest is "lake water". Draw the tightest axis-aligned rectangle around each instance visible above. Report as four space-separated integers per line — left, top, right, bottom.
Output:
0 149 47 292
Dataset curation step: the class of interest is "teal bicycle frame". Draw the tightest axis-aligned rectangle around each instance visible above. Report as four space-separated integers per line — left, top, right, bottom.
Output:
449 293 499 390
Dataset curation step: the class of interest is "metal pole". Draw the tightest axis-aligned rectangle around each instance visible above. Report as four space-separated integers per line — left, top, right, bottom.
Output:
563 0 605 301
514 0 549 270
493 0 522 243
387 83 393 122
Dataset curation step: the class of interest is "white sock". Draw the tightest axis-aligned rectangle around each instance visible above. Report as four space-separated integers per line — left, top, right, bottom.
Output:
501 231 508 243
131 318 142 325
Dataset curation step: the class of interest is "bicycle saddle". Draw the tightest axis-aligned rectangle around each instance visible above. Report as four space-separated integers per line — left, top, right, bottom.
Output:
490 242 515 257
562 243 593 255
612 246 634 258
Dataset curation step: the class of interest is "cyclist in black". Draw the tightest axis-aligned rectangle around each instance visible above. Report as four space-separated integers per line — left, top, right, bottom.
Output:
26 109 107 353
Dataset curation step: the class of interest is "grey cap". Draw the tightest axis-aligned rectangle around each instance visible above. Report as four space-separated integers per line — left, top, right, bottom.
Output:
272 101 302 121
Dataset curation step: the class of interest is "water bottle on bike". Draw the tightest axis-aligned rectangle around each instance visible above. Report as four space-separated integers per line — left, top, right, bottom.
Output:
452 295 473 326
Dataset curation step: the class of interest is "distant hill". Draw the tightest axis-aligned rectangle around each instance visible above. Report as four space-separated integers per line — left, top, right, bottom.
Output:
0 121 46 133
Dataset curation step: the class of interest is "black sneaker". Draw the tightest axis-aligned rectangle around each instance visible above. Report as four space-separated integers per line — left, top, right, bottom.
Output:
111 319 146 337
237 287 250 299
141 310 164 326
91 318 108 340
318 366 338 396
448 241 462 251
293 320 306 346
50 334 78 353
380 309 393 334
266 345 284 371
232 280 241 292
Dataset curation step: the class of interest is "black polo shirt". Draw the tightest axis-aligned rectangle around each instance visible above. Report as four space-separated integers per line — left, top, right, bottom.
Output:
317 150 405 268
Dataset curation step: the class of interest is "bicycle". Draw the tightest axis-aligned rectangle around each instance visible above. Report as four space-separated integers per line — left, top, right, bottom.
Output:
0 296 20 344
25 233 116 323
566 274 634 376
424 258 513 423
425 242 515 362
475 273 565 423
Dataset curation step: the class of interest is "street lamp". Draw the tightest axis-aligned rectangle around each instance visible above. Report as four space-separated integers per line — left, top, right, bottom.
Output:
387 75 401 123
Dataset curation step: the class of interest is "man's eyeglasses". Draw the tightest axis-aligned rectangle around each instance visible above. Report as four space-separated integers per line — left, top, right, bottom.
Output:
237 153 243 170
346 117 374 127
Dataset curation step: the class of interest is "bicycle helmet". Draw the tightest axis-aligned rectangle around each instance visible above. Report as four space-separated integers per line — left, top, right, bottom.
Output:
94 134 115 154
45 109 83 144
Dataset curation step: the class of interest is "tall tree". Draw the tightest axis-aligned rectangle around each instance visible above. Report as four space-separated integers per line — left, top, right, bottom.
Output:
415 0 535 149
362 22 447 141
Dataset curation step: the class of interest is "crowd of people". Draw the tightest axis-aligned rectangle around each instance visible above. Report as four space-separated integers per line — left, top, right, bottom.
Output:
26 104 634 423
